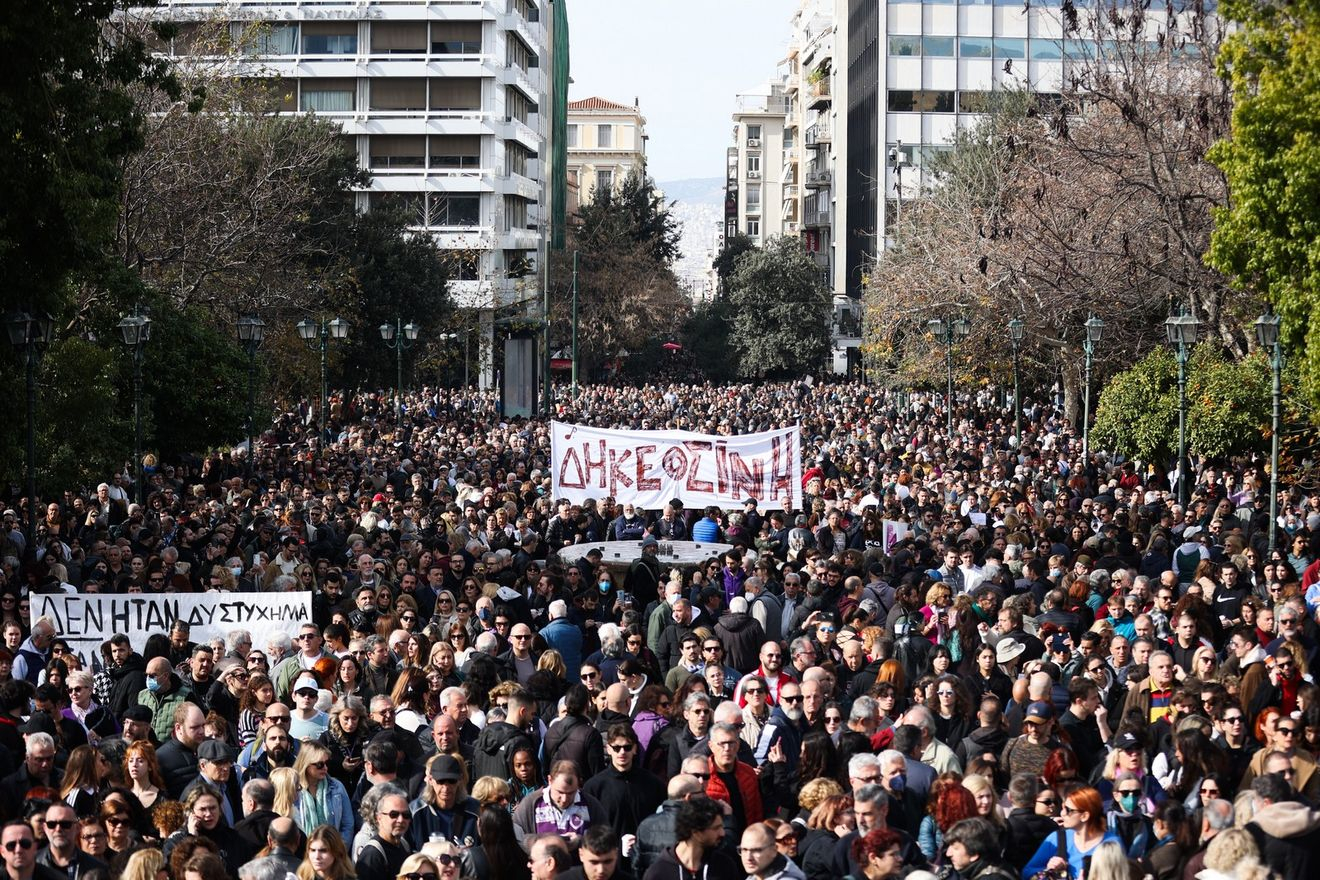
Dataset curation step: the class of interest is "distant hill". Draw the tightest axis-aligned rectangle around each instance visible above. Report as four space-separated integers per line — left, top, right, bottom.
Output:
660 178 725 298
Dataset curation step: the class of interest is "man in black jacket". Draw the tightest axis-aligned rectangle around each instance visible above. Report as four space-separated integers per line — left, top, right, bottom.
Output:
104 637 147 719
1246 773 1320 880
1003 775 1060 873
471 689 536 781
156 703 206 799
583 724 666 840
633 774 705 877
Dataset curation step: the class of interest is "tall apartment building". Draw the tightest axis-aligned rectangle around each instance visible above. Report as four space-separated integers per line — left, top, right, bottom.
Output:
144 0 556 336
566 97 648 213
727 87 789 247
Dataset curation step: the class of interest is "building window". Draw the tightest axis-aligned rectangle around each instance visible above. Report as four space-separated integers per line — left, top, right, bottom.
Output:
923 36 956 57
430 21 481 54
596 168 614 192
301 24 357 55
747 184 761 209
597 124 613 148
503 196 528 231
430 135 481 169
432 194 481 227
887 90 955 113
300 87 354 112
369 135 425 168
888 35 921 56
444 250 480 281
747 154 761 175
246 24 298 55
567 124 579 148
372 192 426 227
959 37 993 58
994 37 1027 59
746 218 760 238
746 124 762 142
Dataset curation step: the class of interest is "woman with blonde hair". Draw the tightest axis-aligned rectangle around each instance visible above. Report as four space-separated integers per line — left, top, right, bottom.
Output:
293 741 355 842
1201 828 1269 880
297 824 356 880
470 776 512 811
396 853 445 880
270 767 299 819
536 649 566 679
798 794 856 879
961 773 1005 828
120 848 166 880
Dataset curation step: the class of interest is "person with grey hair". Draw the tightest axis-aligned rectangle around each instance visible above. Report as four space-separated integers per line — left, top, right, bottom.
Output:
903 705 962 774
666 691 713 777
474 630 500 657
540 596 582 680
707 720 764 827
352 781 408 860
227 629 253 662
849 696 879 736
848 752 882 793
265 631 293 667
715 595 764 672
235 779 278 848
271 573 297 592
1183 799 1235 880
829 783 926 877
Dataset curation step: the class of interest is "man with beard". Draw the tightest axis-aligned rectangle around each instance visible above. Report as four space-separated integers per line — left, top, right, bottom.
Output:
582 723 666 840
754 681 804 773
103 634 147 719
242 723 296 783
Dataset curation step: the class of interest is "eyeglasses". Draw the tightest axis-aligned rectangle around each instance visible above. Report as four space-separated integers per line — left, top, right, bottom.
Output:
825 715 843 724
1222 714 1244 724
781 695 803 703
607 743 633 753
581 672 599 680
43 820 75 830
377 810 410 820
1116 788 1141 796
295 633 318 641
403 871 439 880
266 715 291 725
1036 796 1058 806
435 854 458 867
1277 726 1297 736
2 840 33 852
105 816 129 827
80 833 106 842
1200 787 1220 796
743 687 765 695
1060 804 1080 815
511 634 531 641
310 761 328 770
703 645 721 652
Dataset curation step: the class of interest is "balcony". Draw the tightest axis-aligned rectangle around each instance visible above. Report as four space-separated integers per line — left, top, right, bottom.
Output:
804 208 831 228
805 167 832 188
805 122 831 148
834 314 861 339
783 184 799 200
807 79 831 110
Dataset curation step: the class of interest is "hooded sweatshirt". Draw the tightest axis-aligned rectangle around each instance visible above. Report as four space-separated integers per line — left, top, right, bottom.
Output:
1247 801 1320 880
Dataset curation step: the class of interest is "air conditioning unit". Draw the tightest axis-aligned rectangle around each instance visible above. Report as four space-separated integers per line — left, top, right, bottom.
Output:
747 138 761 148
747 170 761 179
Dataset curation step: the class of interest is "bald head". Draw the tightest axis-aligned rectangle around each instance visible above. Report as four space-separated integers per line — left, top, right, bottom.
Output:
1028 671 1052 700
669 774 704 798
146 657 172 678
605 683 629 714
712 701 742 726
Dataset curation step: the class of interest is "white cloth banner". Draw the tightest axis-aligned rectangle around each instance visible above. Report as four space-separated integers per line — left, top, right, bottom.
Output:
550 421 803 511
31 592 313 671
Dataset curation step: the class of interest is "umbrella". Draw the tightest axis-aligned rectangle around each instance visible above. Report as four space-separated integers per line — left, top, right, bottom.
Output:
662 342 682 351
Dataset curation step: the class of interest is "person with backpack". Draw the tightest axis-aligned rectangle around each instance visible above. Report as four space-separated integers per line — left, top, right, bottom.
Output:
471 689 537 782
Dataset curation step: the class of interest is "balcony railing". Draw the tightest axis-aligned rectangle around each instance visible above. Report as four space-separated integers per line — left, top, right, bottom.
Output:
805 167 832 187
805 122 831 147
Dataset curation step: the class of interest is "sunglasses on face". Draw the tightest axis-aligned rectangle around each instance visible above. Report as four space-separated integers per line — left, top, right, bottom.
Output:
2 840 33 852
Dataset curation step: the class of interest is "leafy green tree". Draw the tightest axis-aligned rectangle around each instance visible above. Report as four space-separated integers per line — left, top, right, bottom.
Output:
575 171 681 267
0 1 183 316
727 236 830 379
1207 0 1320 410
32 340 131 496
1092 344 1272 464
683 295 737 382
712 234 757 295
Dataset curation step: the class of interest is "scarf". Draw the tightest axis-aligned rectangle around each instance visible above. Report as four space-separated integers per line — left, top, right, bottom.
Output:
302 781 330 831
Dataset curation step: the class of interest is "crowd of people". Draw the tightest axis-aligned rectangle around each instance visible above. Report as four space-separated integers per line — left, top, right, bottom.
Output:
0 380 1317 880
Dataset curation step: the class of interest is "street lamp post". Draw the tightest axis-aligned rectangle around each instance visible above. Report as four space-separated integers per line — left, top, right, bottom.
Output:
1164 308 1199 507
1082 314 1105 459
116 313 152 504
928 316 970 436
296 317 348 441
235 314 266 479
1255 311 1283 553
379 318 419 426
5 311 54 556
1008 317 1025 441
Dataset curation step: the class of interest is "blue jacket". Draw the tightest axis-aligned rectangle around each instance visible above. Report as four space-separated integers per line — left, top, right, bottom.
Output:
540 617 584 682
1023 828 1120 879
691 517 720 542
294 775 355 844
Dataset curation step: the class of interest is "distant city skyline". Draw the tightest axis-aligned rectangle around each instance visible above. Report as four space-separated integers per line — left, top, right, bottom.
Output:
567 0 798 182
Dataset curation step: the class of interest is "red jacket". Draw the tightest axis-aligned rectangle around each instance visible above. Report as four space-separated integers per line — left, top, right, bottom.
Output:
704 758 763 825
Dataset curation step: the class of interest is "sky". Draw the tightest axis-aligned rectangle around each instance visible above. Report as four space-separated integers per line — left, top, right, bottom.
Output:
566 0 799 183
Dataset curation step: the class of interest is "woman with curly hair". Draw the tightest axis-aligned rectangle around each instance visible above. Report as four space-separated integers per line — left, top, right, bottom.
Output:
930 675 973 747
918 776 979 864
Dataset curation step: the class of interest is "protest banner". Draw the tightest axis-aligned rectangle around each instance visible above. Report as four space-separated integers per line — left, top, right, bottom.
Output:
30 592 313 671
550 421 803 511
883 520 911 554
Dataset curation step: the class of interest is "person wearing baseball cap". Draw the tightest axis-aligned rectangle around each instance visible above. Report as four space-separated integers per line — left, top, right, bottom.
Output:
1003 701 1061 781
408 754 479 849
